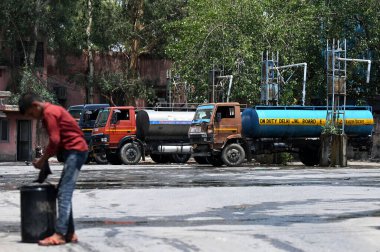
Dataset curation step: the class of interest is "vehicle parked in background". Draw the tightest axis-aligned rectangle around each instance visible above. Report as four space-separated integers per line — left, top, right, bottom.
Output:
92 106 195 165
189 102 374 166
68 105 84 122
67 103 109 163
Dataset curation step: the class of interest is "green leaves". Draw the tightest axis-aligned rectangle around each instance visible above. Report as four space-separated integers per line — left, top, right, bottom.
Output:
8 68 56 105
165 0 380 105
2 0 379 106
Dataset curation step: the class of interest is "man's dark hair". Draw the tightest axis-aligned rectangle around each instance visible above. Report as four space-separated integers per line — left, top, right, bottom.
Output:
18 92 43 115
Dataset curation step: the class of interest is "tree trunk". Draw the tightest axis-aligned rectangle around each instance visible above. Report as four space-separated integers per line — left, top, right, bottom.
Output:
127 0 144 79
28 0 43 68
29 25 38 68
86 0 94 103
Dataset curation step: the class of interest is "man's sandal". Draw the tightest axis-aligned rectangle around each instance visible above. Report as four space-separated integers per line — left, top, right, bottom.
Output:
66 233 79 243
38 234 66 246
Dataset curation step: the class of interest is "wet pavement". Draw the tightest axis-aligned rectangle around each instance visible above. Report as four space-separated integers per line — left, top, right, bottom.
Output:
0 160 380 251
2 161 380 191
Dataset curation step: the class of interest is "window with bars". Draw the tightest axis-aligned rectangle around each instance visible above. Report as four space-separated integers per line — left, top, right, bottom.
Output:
0 119 9 142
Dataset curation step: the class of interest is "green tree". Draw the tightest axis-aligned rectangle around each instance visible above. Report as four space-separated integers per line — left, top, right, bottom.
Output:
322 0 380 101
165 0 379 105
89 0 187 105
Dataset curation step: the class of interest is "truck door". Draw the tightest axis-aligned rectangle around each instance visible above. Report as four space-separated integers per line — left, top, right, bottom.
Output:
109 108 134 144
213 105 238 145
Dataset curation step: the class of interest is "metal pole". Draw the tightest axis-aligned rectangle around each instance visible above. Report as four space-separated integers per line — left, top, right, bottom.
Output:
266 51 269 105
332 39 336 125
274 62 308 106
336 57 372 83
226 75 233 102
212 64 215 103
326 39 329 116
343 39 347 134
302 63 307 106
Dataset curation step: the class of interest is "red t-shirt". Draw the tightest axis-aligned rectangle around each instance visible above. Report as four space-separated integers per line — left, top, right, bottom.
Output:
42 103 88 156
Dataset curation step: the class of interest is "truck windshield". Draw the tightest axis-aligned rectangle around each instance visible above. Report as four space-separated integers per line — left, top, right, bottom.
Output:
94 109 110 127
68 109 82 121
193 105 214 123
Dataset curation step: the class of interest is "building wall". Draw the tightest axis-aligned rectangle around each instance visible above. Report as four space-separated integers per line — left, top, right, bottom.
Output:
0 67 11 92
139 56 172 86
47 53 97 107
0 112 37 161
46 52 172 107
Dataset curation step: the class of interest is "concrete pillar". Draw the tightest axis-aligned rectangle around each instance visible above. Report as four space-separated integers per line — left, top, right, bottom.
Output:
320 133 348 167
319 134 331 167
330 134 347 167
371 113 380 161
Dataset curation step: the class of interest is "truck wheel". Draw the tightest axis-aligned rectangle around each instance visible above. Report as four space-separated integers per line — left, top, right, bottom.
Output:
222 143 245 166
150 154 171 163
94 153 108 164
206 155 224 167
194 156 209 164
171 154 191 163
299 148 319 166
119 142 142 165
107 153 122 165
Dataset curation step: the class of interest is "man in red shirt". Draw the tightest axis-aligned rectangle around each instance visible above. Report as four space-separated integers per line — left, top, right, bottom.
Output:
19 93 88 246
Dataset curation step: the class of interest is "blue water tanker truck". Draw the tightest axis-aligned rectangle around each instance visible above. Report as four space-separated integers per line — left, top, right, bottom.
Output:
188 102 374 166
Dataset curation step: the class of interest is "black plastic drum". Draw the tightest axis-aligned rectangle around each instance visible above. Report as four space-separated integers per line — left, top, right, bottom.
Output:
20 183 56 243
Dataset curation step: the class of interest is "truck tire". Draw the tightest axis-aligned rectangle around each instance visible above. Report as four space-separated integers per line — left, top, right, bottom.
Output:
299 147 319 166
150 154 171 163
94 153 108 164
222 143 245 166
194 156 209 164
171 154 191 163
119 142 142 165
206 155 224 167
107 153 122 165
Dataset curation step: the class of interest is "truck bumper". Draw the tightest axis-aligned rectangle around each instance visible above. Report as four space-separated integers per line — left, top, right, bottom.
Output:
191 144 221 157
92 144 109 154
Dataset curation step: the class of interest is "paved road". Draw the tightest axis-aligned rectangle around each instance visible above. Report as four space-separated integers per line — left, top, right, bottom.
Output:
0 161 380 251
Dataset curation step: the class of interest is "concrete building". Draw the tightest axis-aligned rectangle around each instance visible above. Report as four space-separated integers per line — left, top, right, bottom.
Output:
0 91 37 161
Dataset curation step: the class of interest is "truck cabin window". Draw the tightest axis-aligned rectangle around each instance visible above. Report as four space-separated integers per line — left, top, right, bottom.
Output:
215 106 235 122
84 109 101 122
194 108 213 121
95 109 109 127
112 110 130 124
69 109 82 120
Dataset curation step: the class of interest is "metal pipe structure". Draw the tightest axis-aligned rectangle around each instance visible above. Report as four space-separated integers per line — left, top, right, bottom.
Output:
336 57 372 83
217 75 234 102
274 63 308 106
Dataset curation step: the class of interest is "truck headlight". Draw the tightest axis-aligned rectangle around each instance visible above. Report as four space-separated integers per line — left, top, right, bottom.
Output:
101 137 108 143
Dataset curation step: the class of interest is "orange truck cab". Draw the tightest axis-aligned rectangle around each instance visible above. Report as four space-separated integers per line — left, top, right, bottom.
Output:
92 106 139 164
189 102 250 166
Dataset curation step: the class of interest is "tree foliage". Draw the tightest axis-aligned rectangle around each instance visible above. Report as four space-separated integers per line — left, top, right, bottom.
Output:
8 68 56 104
1 0 379 106
165 0 380 105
